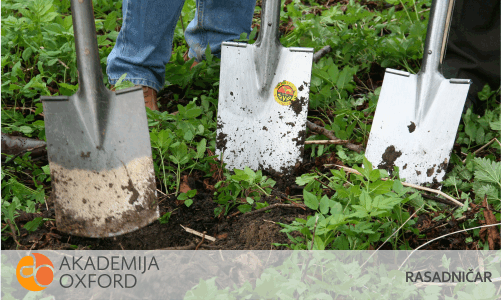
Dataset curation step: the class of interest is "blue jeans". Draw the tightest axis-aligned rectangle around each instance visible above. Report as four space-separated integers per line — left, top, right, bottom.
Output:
106 0 256 92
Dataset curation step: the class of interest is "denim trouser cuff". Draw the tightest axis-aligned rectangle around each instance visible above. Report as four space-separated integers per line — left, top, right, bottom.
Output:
106 0 256 91
108 77 161 92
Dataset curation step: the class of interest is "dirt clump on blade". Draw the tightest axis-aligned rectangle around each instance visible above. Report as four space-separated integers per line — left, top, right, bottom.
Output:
377 145 402 174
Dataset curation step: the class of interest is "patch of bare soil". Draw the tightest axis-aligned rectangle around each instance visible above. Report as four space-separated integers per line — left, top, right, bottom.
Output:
1 164 314 250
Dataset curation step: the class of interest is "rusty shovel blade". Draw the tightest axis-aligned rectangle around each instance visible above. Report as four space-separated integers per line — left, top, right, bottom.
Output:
216 0 313 173
40 0 158 237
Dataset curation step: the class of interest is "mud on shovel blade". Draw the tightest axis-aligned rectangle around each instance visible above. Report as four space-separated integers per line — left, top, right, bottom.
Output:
216 0 313 173
365 0 470 186
41 0 158 237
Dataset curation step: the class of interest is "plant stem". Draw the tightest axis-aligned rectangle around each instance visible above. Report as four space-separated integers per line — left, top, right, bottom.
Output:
412 0 419 21
175 164 181 195
157 149 169 194
253 183 271 197
400 0 413 24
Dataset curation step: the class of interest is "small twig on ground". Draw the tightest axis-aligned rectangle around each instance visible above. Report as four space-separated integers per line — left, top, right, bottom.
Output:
399 223 501 270
180 225 216 242
243 203 307 217
313 45 332 63
156 189 168 196
195 232 206 250
58 59 69 70
433 216 467 230
462 137 498 163
306 121 363 153
3 146 46 166
3 106 43 116
6 220 23 248
157 242 196 250
305 139 349 145
314 177 336 192
326 164 464 207
271 188 306 209
495 138 501 148
227 211 241 219
420 192 464 207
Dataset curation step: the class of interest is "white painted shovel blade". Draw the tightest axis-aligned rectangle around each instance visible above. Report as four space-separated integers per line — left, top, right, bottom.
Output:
216 42 313 172
366 69 470 186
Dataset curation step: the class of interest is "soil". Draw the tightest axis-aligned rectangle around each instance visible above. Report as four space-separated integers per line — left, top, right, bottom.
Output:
1 161 313 251
2 149 483 251
377 145 402 174
407 121 416 133
290 96 306 115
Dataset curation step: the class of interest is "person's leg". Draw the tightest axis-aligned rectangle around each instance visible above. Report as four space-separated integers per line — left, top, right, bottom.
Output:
184 0 256 62
442 0 500 114
107 0 185 92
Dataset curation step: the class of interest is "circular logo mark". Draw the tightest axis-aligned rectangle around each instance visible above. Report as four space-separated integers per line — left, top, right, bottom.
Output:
274 81 297 106
17 253 54 291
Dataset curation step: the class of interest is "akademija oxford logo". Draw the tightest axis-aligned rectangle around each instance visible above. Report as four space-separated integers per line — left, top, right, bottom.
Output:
16 253 55 291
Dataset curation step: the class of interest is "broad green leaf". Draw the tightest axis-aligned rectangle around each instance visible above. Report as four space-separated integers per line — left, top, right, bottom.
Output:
22 48 33 62
23 217 43 232
489 120 501 131
473 157 501 187
368 180 393 195
464 121 476 138
295 174 318 185
392 180 404 194
185 107 202 119
360 191 373 211
475 126 485 144
303 190 319 210
243 167 256 181
327 64 339 83
18 126 34 134
369 169 380 182
238 204 252 213
158 212 172 224
319 195 330 215
104 11 118 32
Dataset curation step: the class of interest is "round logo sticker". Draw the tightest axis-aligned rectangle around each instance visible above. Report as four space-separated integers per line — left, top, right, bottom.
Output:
274 81 297 106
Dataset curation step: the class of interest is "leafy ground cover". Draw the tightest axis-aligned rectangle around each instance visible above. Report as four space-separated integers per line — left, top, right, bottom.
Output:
1 0 500 251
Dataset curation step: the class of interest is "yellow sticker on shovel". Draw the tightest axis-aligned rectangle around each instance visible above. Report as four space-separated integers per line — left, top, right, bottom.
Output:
274 81 297 106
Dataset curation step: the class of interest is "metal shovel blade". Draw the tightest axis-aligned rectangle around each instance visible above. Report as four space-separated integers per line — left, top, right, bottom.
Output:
216 0 313 173
366 70 470 185
40 0 158 237
366 0 470 186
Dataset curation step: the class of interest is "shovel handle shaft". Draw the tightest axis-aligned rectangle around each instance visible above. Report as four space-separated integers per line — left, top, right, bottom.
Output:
421 0 455 74
255 0 281 47
71 0 107 94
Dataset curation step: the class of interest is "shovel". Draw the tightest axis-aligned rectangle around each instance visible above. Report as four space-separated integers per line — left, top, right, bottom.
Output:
365 0 470 186
40 0 158 237
216 0 313 173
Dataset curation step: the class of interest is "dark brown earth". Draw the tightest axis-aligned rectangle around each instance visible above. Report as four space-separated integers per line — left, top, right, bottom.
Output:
290 96 306 115
1 162 314 250
377 145 402 174
2 148 487 251
407 121 416 133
